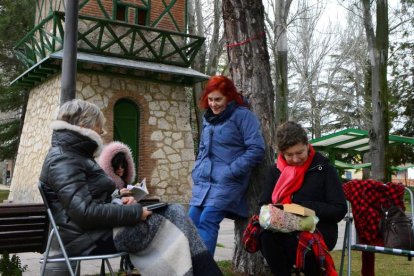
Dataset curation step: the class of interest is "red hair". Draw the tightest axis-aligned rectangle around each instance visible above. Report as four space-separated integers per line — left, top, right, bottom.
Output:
199 75 245 109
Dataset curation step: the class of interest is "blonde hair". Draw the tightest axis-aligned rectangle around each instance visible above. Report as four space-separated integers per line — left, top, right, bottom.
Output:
57 99 105 129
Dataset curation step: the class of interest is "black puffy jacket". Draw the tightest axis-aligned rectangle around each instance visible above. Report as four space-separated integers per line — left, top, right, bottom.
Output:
39 121 142 255
259 152 347 250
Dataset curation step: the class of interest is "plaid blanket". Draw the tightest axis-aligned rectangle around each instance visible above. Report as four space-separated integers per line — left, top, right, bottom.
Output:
296 230 337 276
343 179 405 245
113 204 222 276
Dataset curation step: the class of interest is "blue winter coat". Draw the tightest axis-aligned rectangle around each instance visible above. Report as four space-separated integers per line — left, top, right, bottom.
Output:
190 103 265 218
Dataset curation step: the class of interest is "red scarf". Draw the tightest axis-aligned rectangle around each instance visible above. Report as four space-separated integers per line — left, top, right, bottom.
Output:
271 144 315 204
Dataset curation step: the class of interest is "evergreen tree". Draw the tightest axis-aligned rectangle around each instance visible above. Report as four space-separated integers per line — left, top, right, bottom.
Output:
0 0 35 160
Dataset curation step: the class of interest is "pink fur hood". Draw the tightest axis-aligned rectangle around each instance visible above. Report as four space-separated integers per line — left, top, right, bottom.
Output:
98 141 136 189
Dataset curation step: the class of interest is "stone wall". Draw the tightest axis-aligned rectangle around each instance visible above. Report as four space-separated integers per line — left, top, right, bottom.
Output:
9 75 61 203
9 73 195 203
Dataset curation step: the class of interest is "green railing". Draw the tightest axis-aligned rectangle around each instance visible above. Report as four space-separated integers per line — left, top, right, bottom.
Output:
14 11 205 68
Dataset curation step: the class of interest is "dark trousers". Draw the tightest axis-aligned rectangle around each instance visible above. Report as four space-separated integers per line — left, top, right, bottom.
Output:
90 236 118 254
90 236 135 272
260 230 320 276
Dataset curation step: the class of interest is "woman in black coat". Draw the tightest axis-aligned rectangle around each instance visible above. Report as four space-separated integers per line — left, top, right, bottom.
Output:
39 99 150 256
259 121 347 275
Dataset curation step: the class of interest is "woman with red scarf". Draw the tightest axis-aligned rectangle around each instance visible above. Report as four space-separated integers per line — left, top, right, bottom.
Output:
259 121 347 275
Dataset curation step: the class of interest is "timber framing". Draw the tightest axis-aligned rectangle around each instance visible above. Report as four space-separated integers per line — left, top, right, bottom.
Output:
10 50 208 88
14 11 204 68
11 1 206 88
34 0 187 33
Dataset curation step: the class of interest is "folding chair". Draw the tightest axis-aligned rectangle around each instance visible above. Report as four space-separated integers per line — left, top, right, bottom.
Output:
339 186 414 276
38 182 127 276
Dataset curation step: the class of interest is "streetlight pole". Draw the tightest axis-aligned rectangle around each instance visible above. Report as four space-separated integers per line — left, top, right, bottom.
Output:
60 0 79 105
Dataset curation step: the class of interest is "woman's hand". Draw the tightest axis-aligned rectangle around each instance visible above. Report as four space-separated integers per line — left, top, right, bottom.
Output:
119 188 132 197
141 207 152 221
121 196 137 205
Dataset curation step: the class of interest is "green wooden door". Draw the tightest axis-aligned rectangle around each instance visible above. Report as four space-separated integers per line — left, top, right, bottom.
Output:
114 99 139 179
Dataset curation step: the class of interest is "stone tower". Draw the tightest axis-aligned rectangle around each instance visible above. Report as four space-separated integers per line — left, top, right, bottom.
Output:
9 0 207 203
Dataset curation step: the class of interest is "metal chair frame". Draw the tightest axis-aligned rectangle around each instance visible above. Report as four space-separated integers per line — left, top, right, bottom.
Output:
38 182 127 276
339 186 414 276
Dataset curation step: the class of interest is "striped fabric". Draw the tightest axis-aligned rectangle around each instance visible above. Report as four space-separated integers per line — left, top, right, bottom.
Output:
113 204 222 276
352 244 414 257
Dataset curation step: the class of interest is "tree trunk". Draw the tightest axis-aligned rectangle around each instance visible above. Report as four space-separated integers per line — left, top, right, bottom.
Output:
275 0 292 125
362 0 389 182
188 0 207 146
206 0 224 76
309 86 322 138
222 0 275 274
363 60 372 180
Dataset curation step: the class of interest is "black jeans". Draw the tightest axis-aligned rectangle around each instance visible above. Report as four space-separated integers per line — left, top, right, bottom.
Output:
90 236 118 255
260 230 320 276
91 236 136 272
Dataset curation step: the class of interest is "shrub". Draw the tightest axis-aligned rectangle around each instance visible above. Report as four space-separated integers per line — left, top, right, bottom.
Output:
0 252 28 276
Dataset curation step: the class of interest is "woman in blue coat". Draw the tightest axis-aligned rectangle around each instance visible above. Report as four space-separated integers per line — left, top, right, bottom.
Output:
189 75 265 255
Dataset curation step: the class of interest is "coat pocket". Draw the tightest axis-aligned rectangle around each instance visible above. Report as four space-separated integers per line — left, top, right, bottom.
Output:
212 164 238 183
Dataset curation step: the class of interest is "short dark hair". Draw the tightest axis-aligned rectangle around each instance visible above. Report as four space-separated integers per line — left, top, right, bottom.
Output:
276 121 308 152
111 152 128 173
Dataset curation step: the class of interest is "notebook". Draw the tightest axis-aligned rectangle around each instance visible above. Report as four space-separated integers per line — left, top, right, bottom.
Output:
144 202 168 211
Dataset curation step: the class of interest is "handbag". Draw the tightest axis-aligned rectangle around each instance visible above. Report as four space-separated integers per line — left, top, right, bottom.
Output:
379 204 414 250
242 215 261 253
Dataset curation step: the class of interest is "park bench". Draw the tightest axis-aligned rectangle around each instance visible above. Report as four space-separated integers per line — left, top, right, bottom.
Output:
0 200 125 276
0 203 49 254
